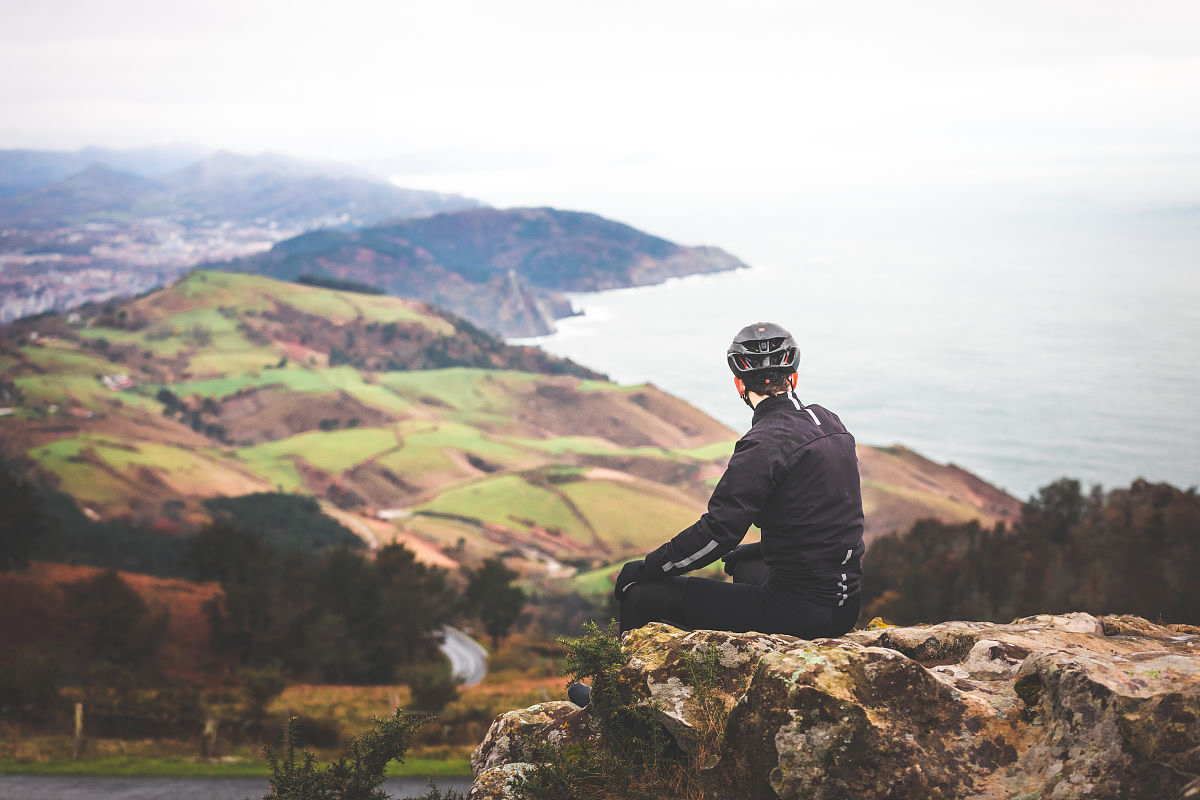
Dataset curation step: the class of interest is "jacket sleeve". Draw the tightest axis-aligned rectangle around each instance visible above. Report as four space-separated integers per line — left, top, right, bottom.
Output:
643 434 783 577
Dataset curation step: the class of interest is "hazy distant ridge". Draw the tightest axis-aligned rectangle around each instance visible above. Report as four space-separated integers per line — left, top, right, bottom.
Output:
0 148 481 228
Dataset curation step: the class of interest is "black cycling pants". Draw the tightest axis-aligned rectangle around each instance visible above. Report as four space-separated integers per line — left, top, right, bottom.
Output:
619 559 860 639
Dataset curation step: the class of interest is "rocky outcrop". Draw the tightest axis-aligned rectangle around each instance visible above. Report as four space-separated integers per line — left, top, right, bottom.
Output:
469 614 1200 799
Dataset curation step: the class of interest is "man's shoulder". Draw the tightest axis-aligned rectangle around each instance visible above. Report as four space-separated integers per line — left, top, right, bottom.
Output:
751 401 853 446
805 403 851 432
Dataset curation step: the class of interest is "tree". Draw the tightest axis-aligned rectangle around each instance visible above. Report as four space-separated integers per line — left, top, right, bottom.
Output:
61 569 167 677
463 558 526 650
0 462 47 571
239 664 288 734
1019 478 1083 543
376 544 458 665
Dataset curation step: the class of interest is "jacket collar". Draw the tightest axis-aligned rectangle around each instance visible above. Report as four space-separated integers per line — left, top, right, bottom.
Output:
752 392 803 425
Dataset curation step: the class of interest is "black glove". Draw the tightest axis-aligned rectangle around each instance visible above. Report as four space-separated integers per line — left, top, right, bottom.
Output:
614 559 648 600
722 542 763 576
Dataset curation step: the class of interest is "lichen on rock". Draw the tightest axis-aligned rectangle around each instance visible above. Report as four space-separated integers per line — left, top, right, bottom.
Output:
470 614 1200 800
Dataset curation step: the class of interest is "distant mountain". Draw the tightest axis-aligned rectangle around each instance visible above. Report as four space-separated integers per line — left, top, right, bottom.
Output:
158 151 479 226
0 164 162 226
217 207 748 337
0 270 1018 581
0 145 208 195
0 150 481 229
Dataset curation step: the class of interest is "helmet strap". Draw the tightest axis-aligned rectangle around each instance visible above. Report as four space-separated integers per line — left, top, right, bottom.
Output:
733 377 753 409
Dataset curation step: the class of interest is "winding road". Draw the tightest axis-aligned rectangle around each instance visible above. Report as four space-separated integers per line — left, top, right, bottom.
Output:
439 626 489 686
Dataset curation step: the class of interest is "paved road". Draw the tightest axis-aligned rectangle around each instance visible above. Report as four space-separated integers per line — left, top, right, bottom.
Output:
0 775 473 800
439 626 488 686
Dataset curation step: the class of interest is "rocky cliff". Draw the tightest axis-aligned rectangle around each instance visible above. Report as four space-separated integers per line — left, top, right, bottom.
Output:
470 614 1200 799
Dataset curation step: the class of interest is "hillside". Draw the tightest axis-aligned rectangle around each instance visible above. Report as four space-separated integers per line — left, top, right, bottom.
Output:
0 270 1016 581
216 207 748 337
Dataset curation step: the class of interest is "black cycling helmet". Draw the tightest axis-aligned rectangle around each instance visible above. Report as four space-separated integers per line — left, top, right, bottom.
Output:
726 322 799 378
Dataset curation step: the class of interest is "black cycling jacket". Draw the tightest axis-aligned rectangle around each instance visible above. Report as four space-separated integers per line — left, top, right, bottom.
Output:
642 392 866 606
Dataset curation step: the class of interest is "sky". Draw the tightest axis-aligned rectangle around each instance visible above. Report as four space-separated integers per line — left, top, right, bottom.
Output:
3 0 1199 248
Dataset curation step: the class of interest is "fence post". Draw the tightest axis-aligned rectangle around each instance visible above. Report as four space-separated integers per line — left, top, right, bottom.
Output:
72 702 84 760
200 717 219 758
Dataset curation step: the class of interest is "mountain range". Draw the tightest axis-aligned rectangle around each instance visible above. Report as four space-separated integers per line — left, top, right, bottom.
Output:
0 149 480 229
0 270 1019 583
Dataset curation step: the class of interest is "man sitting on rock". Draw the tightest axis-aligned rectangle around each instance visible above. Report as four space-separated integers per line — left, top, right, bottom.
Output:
612 320 865 639
571 322 865 706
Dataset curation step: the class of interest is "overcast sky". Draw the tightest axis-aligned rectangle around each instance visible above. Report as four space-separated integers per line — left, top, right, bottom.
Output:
3 0 1199 245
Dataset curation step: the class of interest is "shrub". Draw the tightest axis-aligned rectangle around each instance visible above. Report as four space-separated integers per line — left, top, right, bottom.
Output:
261 710 464 800
400 660 459 714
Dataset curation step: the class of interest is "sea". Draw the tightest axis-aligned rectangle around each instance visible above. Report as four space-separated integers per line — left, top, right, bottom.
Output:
516 210 1200 501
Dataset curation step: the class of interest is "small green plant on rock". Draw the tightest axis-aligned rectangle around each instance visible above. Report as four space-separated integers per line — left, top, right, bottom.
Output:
679 642 726 768
261 711 463 800
514 621 722 800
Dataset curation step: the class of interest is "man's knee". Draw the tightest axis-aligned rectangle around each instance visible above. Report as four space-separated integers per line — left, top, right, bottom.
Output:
621 581 659 618
620 578 686 633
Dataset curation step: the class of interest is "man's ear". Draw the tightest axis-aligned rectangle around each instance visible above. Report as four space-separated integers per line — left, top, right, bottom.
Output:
789 373 798 389
734 377 746 396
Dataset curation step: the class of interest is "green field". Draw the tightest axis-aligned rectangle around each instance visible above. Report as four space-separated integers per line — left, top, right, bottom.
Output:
30 459 131 507
14 374 110 409
29 434 267 502
176 270 454 334
236 448 309 493
668 439 737 461
379 369 536 415
164 366 332 398
572 562 622 596
558 479 699 551
18 345 113 374
174 270 281 312
278 287 368 320
185 346 280 377
418 473 591 542
239 426 399 475
510 435 621 456
377 422 535 476
344 292 452 330
336 378 415 416
163 307 241 335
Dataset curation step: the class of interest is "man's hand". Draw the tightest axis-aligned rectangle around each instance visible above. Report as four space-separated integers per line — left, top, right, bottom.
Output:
721 542 763 576
614 560 648 599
